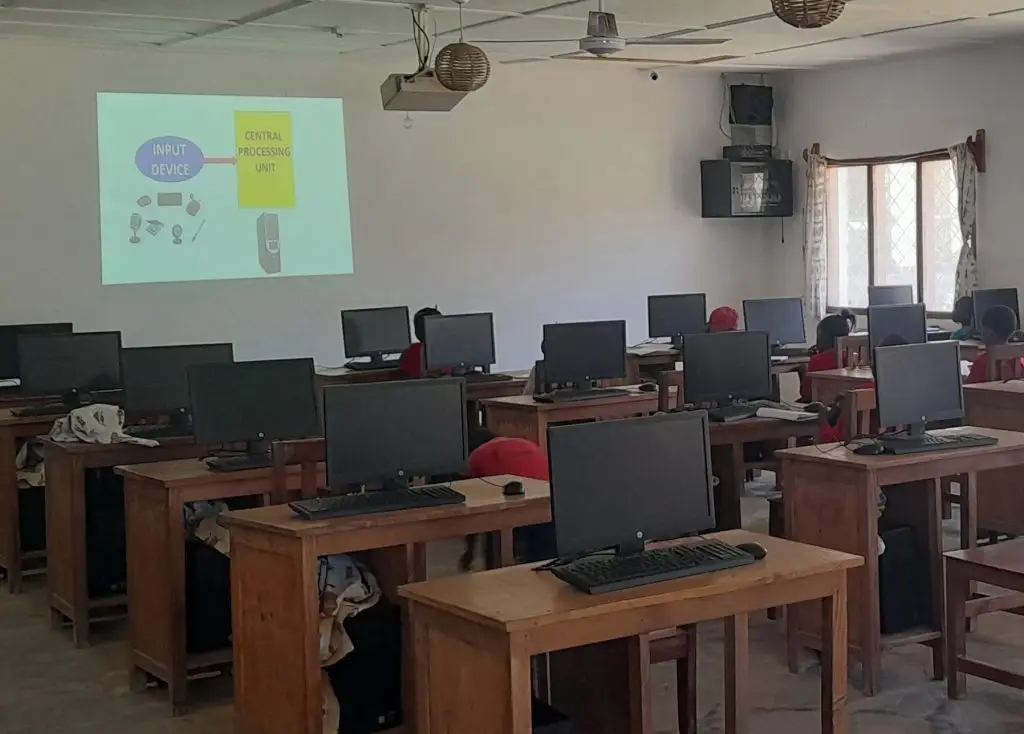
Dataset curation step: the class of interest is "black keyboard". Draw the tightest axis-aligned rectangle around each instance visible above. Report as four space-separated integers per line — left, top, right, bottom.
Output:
881 432 998 456
13 403 69 417
534 388 631 404
463 372 515 383
772 345 811 358
289 484 466 520
708 404 758 423
343 359 401 372
206 454 273 472
552 539 757 594
124 424 191 439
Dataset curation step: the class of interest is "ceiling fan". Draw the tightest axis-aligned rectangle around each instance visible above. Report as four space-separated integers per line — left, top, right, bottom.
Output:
474 0 730 59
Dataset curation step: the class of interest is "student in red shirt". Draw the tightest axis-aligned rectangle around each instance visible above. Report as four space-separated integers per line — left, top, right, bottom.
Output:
459 432 553 569
800 309 855 402
708 306 739 333
398 306 440 378
966 304 1024 384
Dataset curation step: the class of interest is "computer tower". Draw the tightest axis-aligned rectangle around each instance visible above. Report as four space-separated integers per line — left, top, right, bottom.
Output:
18 486 46 552
878 525 931 634
185 539 233 654
85 468 127 598
256 213 281 275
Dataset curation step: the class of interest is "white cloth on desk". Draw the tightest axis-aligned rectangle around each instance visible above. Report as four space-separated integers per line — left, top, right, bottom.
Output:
49 404 158 447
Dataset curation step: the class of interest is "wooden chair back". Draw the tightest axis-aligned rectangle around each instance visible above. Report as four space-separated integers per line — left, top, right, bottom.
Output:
986 343 1024 381
270 438 325 504
843 388 877 439
838 334 870 368
657 370 684 412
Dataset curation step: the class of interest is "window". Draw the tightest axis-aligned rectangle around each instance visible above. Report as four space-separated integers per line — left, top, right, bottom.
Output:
826 158 963 313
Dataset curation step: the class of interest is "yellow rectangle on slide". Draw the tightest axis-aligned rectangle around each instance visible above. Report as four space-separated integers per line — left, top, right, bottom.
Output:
235 111 296 209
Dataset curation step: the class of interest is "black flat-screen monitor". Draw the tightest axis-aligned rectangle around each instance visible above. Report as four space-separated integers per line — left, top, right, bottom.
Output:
18 331 121 397
121 343 234 417
742 298 805 346
423 313 495 372
188 358 319 447
542 320 627 386
974 288 1020 334
647 294 707 342
682 331 772 405
548 411 715 558
323 378 468 488
0 322 73 380
341 306 411 359
867 303 927 350
874 341 963 433
868 284 914 306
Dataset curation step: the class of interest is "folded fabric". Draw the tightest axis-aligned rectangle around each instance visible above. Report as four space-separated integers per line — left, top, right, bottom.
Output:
318 555 381 667
49 404 158 447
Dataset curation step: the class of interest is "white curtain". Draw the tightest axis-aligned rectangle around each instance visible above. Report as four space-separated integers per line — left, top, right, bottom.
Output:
803 152 828 322
948 142 978 299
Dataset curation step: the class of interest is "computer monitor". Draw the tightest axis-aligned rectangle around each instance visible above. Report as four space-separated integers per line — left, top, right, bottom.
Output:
874 341 963 436
867 303 927 350
423 313 495 373
974 288 1020 334
341 306 411 365
647 294 707 347
188 358 319 453
323 378 468 489
542 320 627 386
682 331 772 405
742 298 806 346
868 284 914 306
0 323 73 380
121 343 234 425
18 331 122 401
548 410 714 558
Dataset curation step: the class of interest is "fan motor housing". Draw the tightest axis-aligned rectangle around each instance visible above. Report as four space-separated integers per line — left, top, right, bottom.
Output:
580 35 626 56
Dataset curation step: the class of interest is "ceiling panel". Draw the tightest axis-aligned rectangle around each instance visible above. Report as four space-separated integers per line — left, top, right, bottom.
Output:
6 0 275 22
0 7 214 32
0 20 176 43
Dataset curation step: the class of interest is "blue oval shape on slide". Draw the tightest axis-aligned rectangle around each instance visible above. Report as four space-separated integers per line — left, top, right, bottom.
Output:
136 136 205 183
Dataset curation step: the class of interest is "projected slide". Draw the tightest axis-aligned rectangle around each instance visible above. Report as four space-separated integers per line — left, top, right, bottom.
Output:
97 93 353 285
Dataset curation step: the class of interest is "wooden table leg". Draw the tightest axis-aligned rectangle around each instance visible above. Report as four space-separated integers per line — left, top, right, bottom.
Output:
677 625 698 734
536 415 549 455
959 471 978 633
821 575 848 734
724 613 749 734
925 478 946 681
945 559 968 699
712 443 744 530
0 427 22 593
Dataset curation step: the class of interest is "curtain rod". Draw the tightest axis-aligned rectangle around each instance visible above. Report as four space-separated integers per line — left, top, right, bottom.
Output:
801 129 987 172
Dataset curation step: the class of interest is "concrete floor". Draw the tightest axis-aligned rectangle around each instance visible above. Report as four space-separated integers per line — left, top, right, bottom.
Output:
2 491 1024 734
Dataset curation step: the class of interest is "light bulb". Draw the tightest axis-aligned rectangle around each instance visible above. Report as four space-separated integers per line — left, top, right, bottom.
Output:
403 112 413 130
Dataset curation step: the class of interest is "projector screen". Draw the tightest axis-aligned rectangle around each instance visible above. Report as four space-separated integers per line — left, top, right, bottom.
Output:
96 93 353 285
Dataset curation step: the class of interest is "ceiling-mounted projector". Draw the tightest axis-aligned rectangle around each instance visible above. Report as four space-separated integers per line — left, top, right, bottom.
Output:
380 71 467 112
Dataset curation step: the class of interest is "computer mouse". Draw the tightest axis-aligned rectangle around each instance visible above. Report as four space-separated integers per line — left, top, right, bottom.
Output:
502 480 525 496
638 382 657 393
853 442 887 456
736 541 767 561
803 401 826 414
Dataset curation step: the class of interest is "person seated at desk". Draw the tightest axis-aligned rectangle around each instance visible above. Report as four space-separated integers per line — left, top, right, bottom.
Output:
398 306 441 378
965 305 1024 384
800 309 855 403
951 296 974 341
708 306 740 333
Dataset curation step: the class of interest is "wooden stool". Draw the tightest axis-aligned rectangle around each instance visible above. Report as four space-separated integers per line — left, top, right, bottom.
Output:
945 540 1024 699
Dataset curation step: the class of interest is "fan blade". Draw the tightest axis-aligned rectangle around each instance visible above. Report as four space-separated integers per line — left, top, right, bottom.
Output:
626 37 730 46
474 38 581 44
500 57 551 65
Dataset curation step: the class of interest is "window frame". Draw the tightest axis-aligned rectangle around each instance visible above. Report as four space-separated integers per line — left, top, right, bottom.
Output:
824 152 966 319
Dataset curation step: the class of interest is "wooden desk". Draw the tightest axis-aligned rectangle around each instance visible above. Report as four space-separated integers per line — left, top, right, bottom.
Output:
808 367 874 405
778 426 1024 696
40 437 214 647
401 530 862 734
221 475 550 734
963 381 1024 536
116 458 321 714
482 388 660 454
0 409 60 592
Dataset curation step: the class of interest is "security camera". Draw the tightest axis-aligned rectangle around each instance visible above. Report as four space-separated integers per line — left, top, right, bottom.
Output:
649 71 659 81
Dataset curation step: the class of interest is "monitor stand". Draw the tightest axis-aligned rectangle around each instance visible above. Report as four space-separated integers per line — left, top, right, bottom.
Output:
617 535 645 556
206 439 273 472
880 422 927 446
671 335 685 351
14 388 87 417
344 353 402 371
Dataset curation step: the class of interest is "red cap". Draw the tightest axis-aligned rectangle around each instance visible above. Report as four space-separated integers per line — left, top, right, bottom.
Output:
708 306 740 333
468 437 549 481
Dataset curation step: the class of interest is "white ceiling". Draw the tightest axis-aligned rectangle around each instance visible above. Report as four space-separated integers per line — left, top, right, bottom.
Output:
2 0 1024 69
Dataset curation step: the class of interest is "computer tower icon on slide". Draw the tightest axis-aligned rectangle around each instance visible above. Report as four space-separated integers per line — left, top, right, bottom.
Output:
257 213 281 275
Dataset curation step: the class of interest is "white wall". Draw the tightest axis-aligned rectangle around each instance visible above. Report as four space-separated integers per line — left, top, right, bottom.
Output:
773 42 1024 300
0 40 774 368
